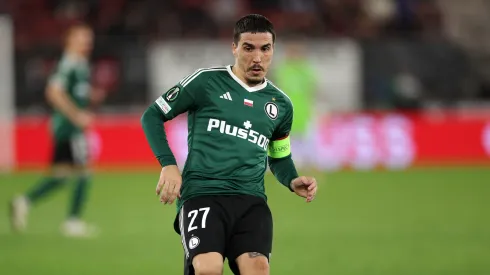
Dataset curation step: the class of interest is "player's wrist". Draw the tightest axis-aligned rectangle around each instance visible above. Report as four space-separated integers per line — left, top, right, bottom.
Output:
289 179 295 192
158 157 177 168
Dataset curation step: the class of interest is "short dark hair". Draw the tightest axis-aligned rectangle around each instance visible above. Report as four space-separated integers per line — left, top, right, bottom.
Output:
233 14 275 45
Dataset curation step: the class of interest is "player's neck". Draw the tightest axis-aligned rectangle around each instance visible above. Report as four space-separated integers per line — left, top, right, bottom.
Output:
231 65 264 87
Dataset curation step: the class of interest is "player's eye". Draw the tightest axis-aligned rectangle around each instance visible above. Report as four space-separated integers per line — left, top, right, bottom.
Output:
262 46 271 52
244 46 253 52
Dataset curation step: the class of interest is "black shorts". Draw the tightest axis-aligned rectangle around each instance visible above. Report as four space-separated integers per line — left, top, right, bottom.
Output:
51 134 88 166
173 194 273 275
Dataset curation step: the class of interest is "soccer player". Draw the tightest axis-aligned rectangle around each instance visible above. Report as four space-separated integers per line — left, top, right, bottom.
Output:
10 24 104 237
141 14 318 275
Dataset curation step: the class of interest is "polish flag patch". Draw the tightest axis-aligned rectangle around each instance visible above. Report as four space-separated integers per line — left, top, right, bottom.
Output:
244 99 253 107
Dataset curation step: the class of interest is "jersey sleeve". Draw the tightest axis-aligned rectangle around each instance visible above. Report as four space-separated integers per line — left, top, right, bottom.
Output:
153 69 208 121
48 59 74 91
267 99 298 190
268 100 293 159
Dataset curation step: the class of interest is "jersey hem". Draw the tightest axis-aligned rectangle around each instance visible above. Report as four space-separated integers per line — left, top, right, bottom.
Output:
176 191 267 212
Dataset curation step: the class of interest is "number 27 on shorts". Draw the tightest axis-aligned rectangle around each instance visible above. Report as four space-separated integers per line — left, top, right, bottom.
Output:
187 207 210 233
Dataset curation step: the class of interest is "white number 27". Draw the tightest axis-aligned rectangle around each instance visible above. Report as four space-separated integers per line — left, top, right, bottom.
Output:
188 207 210 232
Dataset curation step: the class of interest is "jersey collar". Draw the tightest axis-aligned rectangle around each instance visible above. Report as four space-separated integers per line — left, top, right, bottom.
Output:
226 65 268 92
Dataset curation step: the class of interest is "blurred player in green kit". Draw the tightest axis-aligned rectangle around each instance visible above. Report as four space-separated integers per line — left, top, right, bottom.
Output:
10 24 105 237
273 41 318 169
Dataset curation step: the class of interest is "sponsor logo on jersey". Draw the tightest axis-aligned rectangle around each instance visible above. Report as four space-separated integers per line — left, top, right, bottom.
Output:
207 118 270 150
265 102 279 120
165 87 180 102
219 92 233 101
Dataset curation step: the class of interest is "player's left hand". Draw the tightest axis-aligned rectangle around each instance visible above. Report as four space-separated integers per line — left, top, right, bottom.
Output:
156 165 182 205
290 176 318 203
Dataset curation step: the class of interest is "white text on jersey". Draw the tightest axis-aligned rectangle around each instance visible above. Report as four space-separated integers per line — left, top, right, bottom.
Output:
207 118 269 150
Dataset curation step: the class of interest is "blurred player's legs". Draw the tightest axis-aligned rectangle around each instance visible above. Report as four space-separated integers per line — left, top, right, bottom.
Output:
10 134 97 237
61 167 97 238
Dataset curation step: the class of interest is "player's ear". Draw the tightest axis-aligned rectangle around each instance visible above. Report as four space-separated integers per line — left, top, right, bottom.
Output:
232 42 238 58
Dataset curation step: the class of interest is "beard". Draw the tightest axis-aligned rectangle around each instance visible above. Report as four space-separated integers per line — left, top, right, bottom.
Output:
245 76 264 86
245 65 265 86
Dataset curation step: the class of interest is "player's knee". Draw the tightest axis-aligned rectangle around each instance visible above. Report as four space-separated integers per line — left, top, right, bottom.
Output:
194 263 223 275
50 164 73 179
249 258 269 275
74 166 91 178
192 252 223 275
237 253 270 275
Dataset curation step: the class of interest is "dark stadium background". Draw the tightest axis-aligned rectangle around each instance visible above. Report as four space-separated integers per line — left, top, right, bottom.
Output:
1 1 489 274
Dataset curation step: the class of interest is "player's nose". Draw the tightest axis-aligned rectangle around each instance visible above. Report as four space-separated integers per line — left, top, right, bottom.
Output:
252 52 262 63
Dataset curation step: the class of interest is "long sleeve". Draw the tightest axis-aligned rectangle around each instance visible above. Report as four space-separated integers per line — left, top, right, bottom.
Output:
268 154 298 191
268 95 298 191
141 68 206 167
141 104 176 167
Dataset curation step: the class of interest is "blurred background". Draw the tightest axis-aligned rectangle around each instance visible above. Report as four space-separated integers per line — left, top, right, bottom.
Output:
1 0 489 274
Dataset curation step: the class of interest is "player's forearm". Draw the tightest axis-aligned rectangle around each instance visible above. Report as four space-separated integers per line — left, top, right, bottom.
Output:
141 104 177 167
46 85 82 122
268 155 299 192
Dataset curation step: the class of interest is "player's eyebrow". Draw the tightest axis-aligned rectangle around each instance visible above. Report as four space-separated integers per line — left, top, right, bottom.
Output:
242 42 272 49
242 42 255 48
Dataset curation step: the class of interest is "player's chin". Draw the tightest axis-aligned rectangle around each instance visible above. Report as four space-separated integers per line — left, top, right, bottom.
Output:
246 71 265 82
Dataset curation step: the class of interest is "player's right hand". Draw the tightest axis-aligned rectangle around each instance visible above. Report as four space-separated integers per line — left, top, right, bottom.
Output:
74 111 95 130
156 165 182 205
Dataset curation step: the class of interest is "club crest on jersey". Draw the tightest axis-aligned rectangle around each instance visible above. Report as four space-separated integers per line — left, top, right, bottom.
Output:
165 87 180 102
264 102 279 120
189 236 200 249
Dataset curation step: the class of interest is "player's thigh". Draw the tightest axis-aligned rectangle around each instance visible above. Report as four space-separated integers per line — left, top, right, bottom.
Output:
227 200 273 274
177 197 227 274
50 139 77 177
52 139 74 165
52 135 90 172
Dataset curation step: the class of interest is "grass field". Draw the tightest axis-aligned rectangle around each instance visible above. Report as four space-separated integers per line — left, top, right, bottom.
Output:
1 167 489 275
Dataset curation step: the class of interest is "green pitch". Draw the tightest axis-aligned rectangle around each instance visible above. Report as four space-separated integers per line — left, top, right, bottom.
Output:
1 167 489 275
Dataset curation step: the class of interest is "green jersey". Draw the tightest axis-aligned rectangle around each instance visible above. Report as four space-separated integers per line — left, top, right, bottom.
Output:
154 65 294 210
48 54 91 141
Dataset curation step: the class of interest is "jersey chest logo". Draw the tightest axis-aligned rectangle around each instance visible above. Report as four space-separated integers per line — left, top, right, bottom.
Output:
206 118 270 150
265 102 279 120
